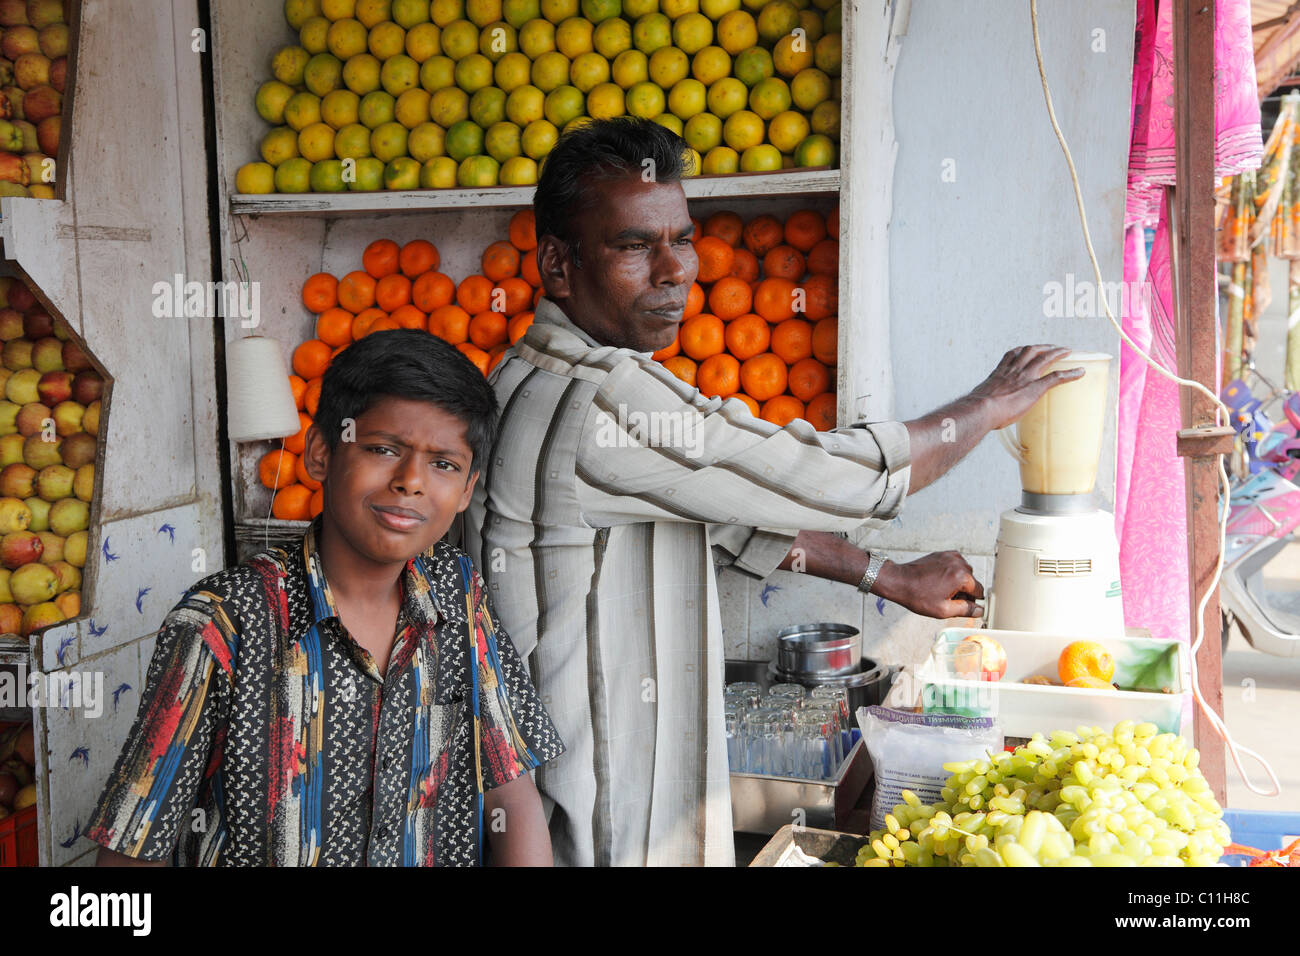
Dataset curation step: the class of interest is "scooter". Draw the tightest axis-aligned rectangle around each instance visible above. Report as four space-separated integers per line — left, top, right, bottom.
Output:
1219 373 1300 657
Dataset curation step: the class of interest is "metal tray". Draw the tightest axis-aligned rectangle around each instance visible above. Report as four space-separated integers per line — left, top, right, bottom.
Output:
748 824 870 867
729 738 872 835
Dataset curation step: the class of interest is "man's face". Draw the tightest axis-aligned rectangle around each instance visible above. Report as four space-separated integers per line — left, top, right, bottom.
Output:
302 396 479 569
538 176 699 353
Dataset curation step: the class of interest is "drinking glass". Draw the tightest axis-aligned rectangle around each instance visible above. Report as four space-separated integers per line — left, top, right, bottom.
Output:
768 683 807 703
743 707 783 775
795 708 837 780
726 682 763 711
809 686 852 758
803 700 844 770
724 705 744 772
930 640 982 681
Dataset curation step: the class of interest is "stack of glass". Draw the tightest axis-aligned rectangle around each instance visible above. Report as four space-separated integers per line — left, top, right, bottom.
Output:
724 680 853 779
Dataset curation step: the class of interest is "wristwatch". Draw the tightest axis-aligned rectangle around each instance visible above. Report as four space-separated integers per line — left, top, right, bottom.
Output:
857 551 886 595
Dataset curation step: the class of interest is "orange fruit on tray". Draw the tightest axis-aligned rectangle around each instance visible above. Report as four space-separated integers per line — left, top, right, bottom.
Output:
753 277 797 322
763 244 805 281
812 317 837 364
399 239 440 278
509 209 538 251
469 310 509 350
337 270 377 312
412 271 455 312
771 318 812 364
704 210 743 247
827 204 839 239
684 281 705 318
375 273 412 311
362 238 400 279
800 273 837 321
390 304 427 330
457 341 490 375
285 412 313 455
652 335 680 360
429 304 472 344
293 339 333 379
761 394 805 427
303 377 324 416
487 348 507 374
258 448 298 489
1058 640 1116 686
787 357 830 402
740 352 787 402
295 452 322 491
724 313 770 361
679 313 725 360
508 310 533 344
690 216 703 242
316 307 355 347
457 274 494 313
742 214 783 257
533 286 544 307
730 248 759 283
520 250 542 287
495 276 533 315
288 374 308 410
273 483 314 520
352 307 388 339
368 317 401 334
697 353 740 398
662 355 697 387
807 238 838 276
310 487 324 519
805 391 836 431
784 208 827 253
482 240 521 281
708 276 752 320
695 235 735 284
302 272 339 313
732 393 760 417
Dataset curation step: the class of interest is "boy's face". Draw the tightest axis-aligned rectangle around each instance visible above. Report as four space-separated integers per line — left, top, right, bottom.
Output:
302 396 479 568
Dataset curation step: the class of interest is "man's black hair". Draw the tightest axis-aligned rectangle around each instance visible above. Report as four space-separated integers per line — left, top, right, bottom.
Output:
314 329 498 472
533 117 689 268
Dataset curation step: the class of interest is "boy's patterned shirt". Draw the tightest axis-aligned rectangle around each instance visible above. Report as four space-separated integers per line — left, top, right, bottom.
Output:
85 519 564 866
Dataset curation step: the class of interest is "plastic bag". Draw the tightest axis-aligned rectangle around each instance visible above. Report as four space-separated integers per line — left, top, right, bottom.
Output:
858 705 1002 833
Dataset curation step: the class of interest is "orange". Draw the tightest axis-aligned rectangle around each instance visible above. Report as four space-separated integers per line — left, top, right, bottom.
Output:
697 353 740 398
509 208 538 251
684 281 705 318
481 239 521 280
375 272 413 311
807 237 838 276
457 341 490 375
294 451 322 491
724 313 770 360
704 210 743 247
732 393 760 417
293 338 333 379
783 208 826 252
284 412 313 455
316 306 355 347
827 204 839 239
787 357 830 402
288 374 308 409
412 271 455 311
429 303 472 343
1065 676 1115 690
487 348 508 374
273 483 314 520
679 313 725 359
799 273 837 321
363 238 401 278
742 213 783 256
694 235 735 283
771 318 812 364
651 335 680 360
259 448 299 489
730 248 759 283
1057 641 1116 685
805 391 836 431
457 274 494 313
662 355 697 387
708 276 752 320
331 343 349 361
303 376 324 416
763 244 805 280
302 272 339 312
740 352 787 401
399 239 440 278
495 276 533 315
812 316 837 364
310 487 325 519
533 286 544 307
469 310 509 349
690 215 703 242
337 270 377 312
761 394 805 428
520 249 542 287
508 310 533 343
753 277 797 322
390 303 428 329
367 317 401 334
352 306 388 338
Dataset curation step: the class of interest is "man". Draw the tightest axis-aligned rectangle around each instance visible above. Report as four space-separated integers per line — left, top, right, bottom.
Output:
464 118 1082 866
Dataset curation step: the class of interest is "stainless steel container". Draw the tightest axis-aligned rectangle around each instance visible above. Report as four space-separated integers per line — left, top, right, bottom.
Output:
728 739 873 834
776 622 862 677
767 657 893 715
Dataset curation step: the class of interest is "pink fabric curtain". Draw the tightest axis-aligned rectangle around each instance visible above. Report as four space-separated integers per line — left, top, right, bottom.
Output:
1116 0 1261 643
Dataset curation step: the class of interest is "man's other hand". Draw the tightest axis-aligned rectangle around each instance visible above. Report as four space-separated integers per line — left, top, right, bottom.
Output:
873 551 985 619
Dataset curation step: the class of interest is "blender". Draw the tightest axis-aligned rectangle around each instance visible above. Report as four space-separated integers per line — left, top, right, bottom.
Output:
985 352 1126 637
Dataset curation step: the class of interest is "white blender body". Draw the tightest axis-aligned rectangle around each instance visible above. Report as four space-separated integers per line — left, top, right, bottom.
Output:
987 353 1126 637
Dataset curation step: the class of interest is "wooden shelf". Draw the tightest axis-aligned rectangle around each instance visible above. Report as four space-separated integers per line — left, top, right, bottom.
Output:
230 168 840 217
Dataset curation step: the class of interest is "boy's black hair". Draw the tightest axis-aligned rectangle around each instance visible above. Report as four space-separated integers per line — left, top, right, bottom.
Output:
314 329 498 472
533 117 689 268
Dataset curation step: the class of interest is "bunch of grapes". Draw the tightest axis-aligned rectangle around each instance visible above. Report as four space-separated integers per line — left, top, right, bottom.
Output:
855 720 1230 867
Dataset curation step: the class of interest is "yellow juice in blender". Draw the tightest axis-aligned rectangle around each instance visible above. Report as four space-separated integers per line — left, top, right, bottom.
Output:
1005 353 1112 496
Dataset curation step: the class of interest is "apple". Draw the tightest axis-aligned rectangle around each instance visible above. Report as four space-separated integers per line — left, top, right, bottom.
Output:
81 399 99 436
35 529 61 563
7 283 34 312
0 603 19 635
1 26 38 60
1 529 41 568
71 374 101 408
34 113 54 155
20 600 61 635
0 462 34 497
35 370 70 405
0 85 22 120
0 308 21 340
14 401 47 437
0 58 10 87
73 462 91 501
23 495 46 530
48 558 76 592
13 52 49 91
22 432 60 469
63 527 83 567
0 567 9 602
59 431 93 468
47 55 62 93
0 400 17 435
50 317 69 341
60 339 89 373
20 152 42 185
19 83 55 123
53 588 76 617
960 634 1008 681
0 150 26 187
0 496 29 533
0 1 29 26
23 309 52 338
0 433 22 466
47 496 84 535
36 23 65 58
0 278 11 307
34 462 70 500
3 366 38 404
51 399 80 435
2 339 32 370
26 0 63 29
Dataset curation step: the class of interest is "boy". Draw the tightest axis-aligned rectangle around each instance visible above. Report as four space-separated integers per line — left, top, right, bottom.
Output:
87 329 563 866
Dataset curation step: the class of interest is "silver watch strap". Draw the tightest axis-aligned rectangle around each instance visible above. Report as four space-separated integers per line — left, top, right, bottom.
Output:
857 552 886 594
